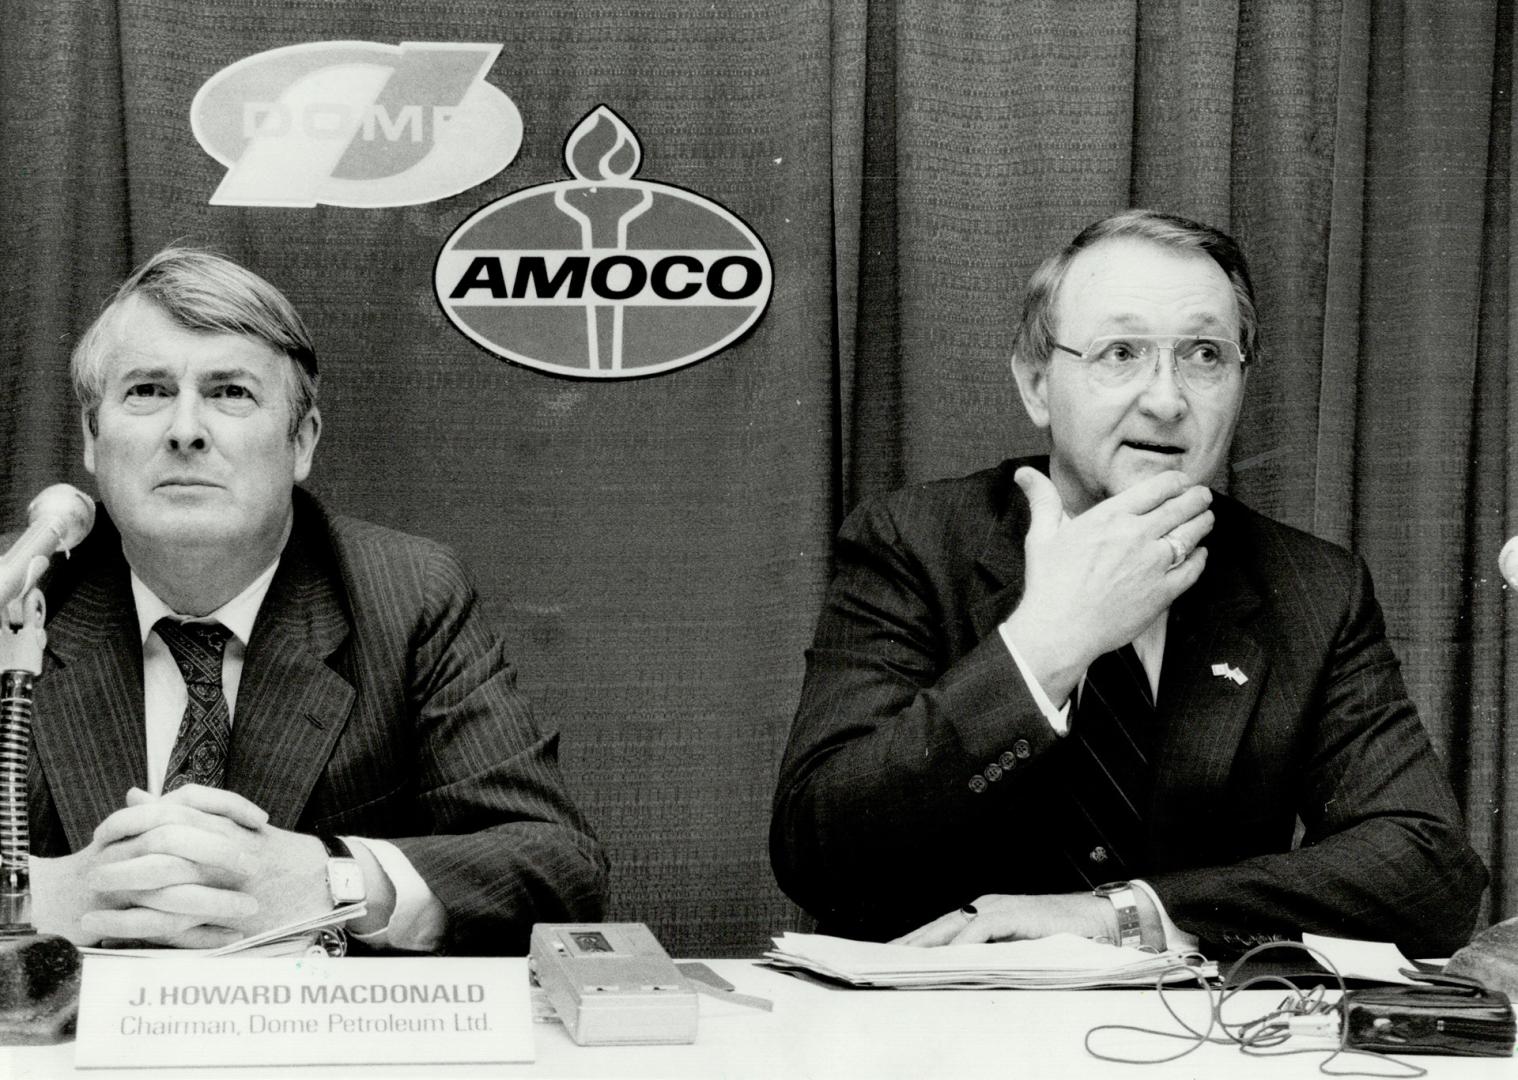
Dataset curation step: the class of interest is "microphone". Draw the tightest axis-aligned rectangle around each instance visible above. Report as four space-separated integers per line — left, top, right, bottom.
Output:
1501 536 1518 590
0 492 85 1038
0 485 95 611
0 490 86 1040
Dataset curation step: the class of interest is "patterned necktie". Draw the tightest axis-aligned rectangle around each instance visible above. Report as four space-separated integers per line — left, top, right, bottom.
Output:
155 618 233 792
1063 642 1156 883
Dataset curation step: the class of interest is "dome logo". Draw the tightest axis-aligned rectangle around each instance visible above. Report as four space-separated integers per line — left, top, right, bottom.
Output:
435 105 772 378
192 41 521 208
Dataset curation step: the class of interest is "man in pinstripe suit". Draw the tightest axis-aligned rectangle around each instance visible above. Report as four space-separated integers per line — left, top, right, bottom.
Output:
24 248 607 955
771 210 1487 957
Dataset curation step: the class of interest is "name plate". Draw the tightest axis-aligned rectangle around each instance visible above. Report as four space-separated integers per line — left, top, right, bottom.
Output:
75 955 533 1069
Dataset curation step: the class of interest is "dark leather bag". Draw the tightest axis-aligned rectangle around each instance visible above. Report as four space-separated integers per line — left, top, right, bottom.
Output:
1343 971 1515 1057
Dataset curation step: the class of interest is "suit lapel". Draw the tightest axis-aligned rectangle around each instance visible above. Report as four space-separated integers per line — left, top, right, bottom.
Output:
968 464 1034 641
226 500 356 831
1148 525 1268 831
35 539 149 851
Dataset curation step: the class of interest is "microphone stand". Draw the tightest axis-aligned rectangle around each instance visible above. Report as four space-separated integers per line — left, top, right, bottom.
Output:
0 590 79 1044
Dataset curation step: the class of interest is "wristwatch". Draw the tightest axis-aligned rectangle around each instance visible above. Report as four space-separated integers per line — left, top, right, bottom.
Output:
320 835 366 907
1092 881 1143 949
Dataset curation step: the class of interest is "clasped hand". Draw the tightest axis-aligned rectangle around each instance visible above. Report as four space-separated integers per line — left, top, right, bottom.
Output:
1002 467 1213 703
32 784 328 949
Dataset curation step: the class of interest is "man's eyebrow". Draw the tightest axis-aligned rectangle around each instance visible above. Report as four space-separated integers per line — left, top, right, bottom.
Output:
114 365 177 383
1184 313 1232 333
197 366 265 384
111 365 268 386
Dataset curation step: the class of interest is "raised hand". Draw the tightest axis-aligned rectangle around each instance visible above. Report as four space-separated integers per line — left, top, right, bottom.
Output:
1001 466 1212 704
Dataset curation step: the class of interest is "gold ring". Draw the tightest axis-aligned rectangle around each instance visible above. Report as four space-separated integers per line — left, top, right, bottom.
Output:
1164 533 1187 570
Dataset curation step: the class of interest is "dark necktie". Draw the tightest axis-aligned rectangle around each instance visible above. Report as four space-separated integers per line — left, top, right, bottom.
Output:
1064 642 1156 883
155 618 233 792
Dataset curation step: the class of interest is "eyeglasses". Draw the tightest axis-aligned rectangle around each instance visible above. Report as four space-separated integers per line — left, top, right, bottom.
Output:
1052 335 1248 394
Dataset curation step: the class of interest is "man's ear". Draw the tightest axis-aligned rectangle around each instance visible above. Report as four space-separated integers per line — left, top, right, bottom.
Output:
81 408 97 475
291 406 321 484
1012 353 1051 430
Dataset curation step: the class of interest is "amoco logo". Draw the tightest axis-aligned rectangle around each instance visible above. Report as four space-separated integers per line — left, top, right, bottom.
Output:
434 105 772 378
192 41 521 207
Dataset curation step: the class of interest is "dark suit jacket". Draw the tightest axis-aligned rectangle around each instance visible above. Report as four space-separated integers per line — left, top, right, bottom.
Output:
26 488 608 954
771 458 1487 955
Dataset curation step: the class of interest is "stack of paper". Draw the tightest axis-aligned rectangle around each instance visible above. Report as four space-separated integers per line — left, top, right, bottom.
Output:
765 931 1214 989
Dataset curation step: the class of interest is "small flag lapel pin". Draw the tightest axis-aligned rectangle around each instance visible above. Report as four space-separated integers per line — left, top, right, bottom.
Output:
1211 662 1248 686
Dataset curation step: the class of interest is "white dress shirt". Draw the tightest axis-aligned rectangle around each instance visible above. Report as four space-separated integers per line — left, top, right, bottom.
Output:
998 613 1198 951
132 565 444 951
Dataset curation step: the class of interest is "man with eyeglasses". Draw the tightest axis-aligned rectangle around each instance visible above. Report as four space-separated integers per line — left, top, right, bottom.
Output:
771 209 1486 958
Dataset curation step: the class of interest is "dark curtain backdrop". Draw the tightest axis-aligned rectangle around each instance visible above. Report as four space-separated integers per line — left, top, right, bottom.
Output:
1 0 1511 955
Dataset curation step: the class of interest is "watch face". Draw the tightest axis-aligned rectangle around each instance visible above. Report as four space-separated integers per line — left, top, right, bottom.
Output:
327 859 365 905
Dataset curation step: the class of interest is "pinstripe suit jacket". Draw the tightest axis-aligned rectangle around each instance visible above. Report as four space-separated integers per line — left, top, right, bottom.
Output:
25 488 608 954
771 457 1487 955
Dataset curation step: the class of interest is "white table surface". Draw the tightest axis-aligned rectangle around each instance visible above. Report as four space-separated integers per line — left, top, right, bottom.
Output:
3 958 1514 1079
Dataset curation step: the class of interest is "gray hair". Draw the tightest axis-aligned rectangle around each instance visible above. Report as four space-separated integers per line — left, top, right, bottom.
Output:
1013 209 1260 370
72 246 319 437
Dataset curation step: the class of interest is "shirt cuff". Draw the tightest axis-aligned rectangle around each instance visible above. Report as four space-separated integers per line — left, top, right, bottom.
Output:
998 623 1072 735
1131 879 1198 952
344 837 447 953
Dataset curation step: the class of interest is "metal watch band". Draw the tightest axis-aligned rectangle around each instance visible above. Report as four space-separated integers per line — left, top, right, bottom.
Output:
1093 881 1143 949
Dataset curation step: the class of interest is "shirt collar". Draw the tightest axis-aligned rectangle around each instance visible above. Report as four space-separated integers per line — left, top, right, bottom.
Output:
131 557 282 647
